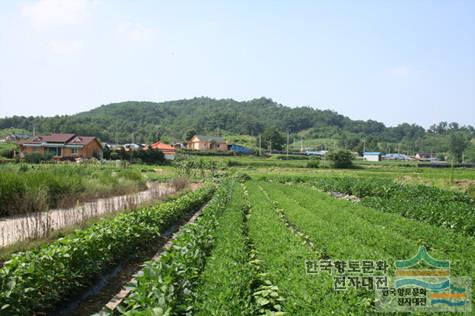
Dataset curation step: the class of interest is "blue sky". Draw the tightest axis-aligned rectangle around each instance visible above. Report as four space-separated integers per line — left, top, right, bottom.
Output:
0 0 474 127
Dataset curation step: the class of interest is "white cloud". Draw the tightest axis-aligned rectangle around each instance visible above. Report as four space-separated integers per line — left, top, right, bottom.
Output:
20 0 92 27
47 39 83 54
117 22 157 42
387 65 413 77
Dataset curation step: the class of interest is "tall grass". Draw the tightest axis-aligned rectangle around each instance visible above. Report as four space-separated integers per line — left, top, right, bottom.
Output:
0 164 146 217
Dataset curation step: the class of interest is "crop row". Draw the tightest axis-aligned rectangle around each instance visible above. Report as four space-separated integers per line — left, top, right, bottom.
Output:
259 182 475 306
256 184 317 252
265 175 475 235
0 185 214 315
191 183 255 315
245 181 363 315
114 180 233 315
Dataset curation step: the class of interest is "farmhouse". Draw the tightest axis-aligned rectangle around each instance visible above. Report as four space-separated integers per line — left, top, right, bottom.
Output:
363 152 382 162
187 135 228 151
151 141 176 160
18 133 103 159
415 152 434 161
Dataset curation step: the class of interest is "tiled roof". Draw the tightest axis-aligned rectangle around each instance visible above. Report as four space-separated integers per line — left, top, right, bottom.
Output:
151 141 176 153
20 134 98 146
193 135 226 142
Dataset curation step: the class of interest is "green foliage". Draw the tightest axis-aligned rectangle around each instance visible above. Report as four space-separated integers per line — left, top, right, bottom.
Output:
1 99 473 156
245 181 360 314
193 184 255 315
261 128 285 151
327 150 353 168
448 132 471 163
0 186 214 314
232 172 252 183
268 175 475 235
0 165 145 216
175 158 217 178
256 181 475 305
306 160 320 168
24 152 54 163
117 182 229 315
135 148 165 164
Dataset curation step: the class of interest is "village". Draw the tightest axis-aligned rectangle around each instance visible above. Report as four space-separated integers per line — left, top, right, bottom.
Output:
0 131 456 164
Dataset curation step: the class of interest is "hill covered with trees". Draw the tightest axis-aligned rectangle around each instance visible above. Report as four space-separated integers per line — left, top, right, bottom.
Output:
1 97 474 159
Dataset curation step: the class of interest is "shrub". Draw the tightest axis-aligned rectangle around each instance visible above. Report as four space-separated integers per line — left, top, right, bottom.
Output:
233 172 252 182
24 152 53 163
327 150 353 168
306 160 320 168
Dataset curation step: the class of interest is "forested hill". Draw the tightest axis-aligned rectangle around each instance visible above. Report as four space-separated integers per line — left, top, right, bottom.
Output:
0 97 473 152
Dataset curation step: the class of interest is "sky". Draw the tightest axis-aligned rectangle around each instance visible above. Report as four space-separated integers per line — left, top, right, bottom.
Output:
0 0 474 128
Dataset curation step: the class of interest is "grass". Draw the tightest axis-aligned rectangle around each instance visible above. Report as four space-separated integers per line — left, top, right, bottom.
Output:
0 186 193 262
245 181 367 315
0 163 147 217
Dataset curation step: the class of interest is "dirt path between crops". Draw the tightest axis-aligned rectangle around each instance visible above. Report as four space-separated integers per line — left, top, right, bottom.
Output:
0 182 202 248
55 201 207 316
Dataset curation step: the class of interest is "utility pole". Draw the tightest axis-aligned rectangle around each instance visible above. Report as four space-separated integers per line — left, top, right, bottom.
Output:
363 139 366 154
269 140 272 155
32 125 36 137
258 134 262 156
286 131 289 158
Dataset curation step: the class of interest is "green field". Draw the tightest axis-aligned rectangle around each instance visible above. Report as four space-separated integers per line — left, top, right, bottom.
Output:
0 159 474 314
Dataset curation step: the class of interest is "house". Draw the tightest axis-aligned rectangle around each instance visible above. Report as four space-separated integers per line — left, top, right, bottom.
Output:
123 143 143 151
5 134 30 142
18 133 103 159
305 150 328 157
363 152 382 162
415 152 435 161
151 141 176 160
187 135 227 151
384 153 411 160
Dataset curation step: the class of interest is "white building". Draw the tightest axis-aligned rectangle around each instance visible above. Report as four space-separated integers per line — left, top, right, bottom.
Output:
363 152 382 162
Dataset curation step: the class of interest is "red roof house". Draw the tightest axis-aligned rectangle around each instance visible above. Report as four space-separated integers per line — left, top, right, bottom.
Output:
151 141 176 160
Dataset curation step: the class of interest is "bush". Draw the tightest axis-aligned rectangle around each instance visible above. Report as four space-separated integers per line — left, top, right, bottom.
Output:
135 148 165 164
24 152 53 163
327 150 353 168
306 160 320 168
232 172 252 182
0 149 14 159
276 155 309 160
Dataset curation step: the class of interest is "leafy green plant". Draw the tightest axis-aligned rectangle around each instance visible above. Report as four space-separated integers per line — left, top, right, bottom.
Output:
326 150 353 168
0 186 214 314
116 181 231 315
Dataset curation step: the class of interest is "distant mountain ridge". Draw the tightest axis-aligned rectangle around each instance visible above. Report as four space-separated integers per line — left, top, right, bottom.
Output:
0 97 473 154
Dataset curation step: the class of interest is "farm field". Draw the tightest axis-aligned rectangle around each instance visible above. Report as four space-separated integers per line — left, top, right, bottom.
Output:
0 163 474 314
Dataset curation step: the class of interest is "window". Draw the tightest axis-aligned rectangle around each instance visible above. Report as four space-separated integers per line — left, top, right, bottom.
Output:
46 147 62 156
72 148 79 155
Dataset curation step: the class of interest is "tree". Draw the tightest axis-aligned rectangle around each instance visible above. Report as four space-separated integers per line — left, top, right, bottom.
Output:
183 130 197 141
261 128 285 151
327 150 353 168
448 133 470 163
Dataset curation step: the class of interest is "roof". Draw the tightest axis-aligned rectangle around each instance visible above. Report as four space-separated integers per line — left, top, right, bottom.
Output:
41 133 76 143
192 135 226 143
19 133 99 146
364 152 382 155
151 141 176 152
